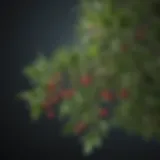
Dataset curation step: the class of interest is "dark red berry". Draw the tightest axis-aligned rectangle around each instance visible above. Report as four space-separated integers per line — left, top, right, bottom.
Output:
41 101 51 109
120 88 129 98
101 91 113 101
47 80 55 92
80 75 92 86
74 122 87 134
47 112 55 119
60 89 75 99
50 95 60 104
99 108 108 117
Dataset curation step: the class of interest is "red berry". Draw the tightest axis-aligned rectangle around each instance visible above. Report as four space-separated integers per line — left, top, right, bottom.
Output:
47 80 55 92
42 95 60 109
42 99 52 109
99 108 108 117
47 112 55 119
46 73 61 91
101 91 113 101
74 122 87 134
120 88 128 98
80 75 92 86
41 101 50 109
60 89 75 99
50 95 60 104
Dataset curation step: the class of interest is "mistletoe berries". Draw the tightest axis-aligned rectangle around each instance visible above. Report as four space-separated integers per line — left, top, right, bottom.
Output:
80 75 92 86
60 89 75 99
47 80 55 92
101 90 113 101
74 122 87 134
99 108 108 117
120 88 129 99
46 73 62 92
42 95 60 109
47 111 55 119
41 101 50 109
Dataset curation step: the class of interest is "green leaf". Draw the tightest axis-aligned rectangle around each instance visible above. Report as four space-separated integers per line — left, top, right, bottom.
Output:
34 55 48 71
53 49 71 66
83 138 94 155
59 101 71 117
81 113 91 123
110 38 121 53
87 44 100 57
93 137 102 148
23 55 47 81
73 92 84 104
62 122 74 135
23 65 38 81
116 9 134 28
30 103 42 120
82 132 103 155
19 88 45 121
99 120 109 137
90 132 103 148
19 90 35 103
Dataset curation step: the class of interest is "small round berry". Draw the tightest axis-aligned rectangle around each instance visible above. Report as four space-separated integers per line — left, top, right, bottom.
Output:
80 75 92 86
99 108 108 117
47 112 55 119
101 91 113 101
60 89 75 99
120 88 129 99
74 122 87 134
50 95 60 104
47 80 55 92
41 101 50 109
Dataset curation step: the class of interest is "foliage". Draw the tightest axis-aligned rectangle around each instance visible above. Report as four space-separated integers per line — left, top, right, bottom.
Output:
19 0 160 155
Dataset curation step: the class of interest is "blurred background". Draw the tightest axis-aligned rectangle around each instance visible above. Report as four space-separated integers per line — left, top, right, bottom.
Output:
2 0 160 159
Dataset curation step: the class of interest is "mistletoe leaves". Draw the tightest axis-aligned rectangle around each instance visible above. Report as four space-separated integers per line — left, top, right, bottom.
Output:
23 55 49 84
30 101 42 120
19 87 45 120
87 43 100 58
81 131 103 155
62 121 75 135
23 49 81 87
59 99 76 119
98 120 110 137
51 48 81 73
83 138 95 155
59 90 84 120
59 101 71 118
23 55 57 87
51 48 71 69
19 0 160 156
115 7 137 29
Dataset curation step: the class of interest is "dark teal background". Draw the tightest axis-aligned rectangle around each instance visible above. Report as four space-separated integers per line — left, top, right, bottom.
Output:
2 0 160 159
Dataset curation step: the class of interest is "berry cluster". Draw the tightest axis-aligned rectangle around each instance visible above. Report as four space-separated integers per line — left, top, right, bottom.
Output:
41 73 129 134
